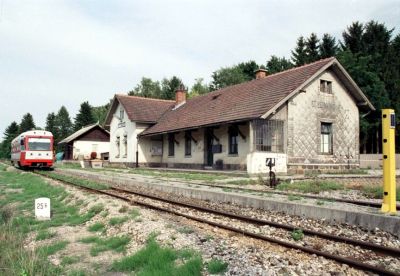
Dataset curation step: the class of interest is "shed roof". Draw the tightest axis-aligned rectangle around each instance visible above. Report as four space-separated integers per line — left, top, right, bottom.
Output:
140 57 374 137
58 123 109 144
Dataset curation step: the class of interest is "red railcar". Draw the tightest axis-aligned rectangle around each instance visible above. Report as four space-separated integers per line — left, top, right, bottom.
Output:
11 130 54 168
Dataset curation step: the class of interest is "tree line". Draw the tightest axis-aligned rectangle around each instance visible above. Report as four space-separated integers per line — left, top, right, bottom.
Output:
0 101 110 158
1 20 399 158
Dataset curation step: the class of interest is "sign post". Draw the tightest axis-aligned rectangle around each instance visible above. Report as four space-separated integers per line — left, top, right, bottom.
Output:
35 197 51 220
381 109 397 214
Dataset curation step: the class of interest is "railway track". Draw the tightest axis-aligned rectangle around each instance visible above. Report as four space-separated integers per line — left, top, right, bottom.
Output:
35 170 400 276
63 166 400 211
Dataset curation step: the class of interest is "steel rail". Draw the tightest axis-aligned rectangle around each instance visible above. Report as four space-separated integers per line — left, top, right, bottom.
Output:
111 186 400 257
56 166 400 210
35 171 399 276
50 169 400 257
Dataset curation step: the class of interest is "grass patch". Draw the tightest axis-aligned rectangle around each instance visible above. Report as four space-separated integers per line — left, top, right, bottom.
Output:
361 185 400 200
126 168 230 183
207 258 228 274
37 171 109 190
35 229 57 241
111 234 202 275
226 179 259 185
130 208 141 219
287 195 302 201
90 236 131 256
61 255 80 266
109 216 128 226
118 205 128 213
79 236 100 243
38 240 69 256
278 180 344 194
291 229 304 241
88 222 105 232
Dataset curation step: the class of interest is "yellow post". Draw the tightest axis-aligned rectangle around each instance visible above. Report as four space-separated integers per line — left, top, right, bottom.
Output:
381 109 397 214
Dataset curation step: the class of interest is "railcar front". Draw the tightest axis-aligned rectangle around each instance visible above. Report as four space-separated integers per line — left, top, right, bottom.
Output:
11 130 54 169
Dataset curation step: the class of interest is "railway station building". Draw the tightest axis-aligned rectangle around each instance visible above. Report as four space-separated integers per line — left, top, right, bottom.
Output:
104 57 374 174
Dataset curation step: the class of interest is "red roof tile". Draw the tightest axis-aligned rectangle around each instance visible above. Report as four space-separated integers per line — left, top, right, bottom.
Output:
140 58 336 136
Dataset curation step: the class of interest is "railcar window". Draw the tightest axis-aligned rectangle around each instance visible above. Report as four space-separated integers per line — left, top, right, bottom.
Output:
28 138 51 151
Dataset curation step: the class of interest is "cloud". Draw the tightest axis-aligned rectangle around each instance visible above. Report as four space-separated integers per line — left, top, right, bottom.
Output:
0 0 399 139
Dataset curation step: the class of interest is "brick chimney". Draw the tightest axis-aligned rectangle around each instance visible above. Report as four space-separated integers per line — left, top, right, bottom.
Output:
175 85 187 105
255 68 268 79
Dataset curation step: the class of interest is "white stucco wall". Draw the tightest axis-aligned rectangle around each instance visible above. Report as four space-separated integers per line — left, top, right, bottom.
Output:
72 141 109 160
109 103 137 163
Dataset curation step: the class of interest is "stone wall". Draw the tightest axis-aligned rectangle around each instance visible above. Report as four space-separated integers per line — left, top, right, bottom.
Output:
287 69 360 173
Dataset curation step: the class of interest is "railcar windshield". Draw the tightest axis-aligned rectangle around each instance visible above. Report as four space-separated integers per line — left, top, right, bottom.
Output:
28 138 51 151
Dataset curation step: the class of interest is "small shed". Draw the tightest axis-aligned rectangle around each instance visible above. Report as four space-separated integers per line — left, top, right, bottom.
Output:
58 123 110 160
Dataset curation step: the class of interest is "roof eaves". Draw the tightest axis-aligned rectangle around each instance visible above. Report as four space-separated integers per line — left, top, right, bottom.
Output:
139 118 254 137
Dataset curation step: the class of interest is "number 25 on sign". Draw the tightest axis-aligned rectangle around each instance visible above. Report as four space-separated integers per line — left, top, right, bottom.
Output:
35 197 51 220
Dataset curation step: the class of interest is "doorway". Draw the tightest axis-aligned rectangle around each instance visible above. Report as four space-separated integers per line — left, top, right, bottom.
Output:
204 128 214 167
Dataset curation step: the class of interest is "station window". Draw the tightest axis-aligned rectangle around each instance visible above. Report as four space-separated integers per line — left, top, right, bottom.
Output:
253 119 284 153
123 134 128 157
115 136 120 158
185 132 191 156
320 80 332 93
320 123 333 154
168 133 175 157
119 108 124 120
228 126 238 155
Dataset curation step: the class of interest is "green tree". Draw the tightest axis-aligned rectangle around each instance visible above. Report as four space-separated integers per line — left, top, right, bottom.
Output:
305 33 320 63
45 112 57 134
74 101 96 131
19 113 36 133
237 60 259 80
0 121 19 158
161 76 183 100
266 56 293 74
337 50 390 153
92 102 111 126
341 21 364 53
210 66 248 90
319 33 338 58
291 36 308 66
129 77 162 98
55 106 73 142
189 78 210 98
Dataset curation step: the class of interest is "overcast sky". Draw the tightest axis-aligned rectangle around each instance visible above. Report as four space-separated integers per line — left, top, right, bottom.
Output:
0 0 399 139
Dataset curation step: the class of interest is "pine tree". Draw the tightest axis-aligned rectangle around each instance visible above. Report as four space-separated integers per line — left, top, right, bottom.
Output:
45 112 57 134
341 21 364 53
0 121 19 158
74 101 96 131
305 33 320 63
56 106 73 141
266 56 293 74
237 61 259 80
161 76 183 100
291 36 308 66
19 113 36 133
319 33 338 58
